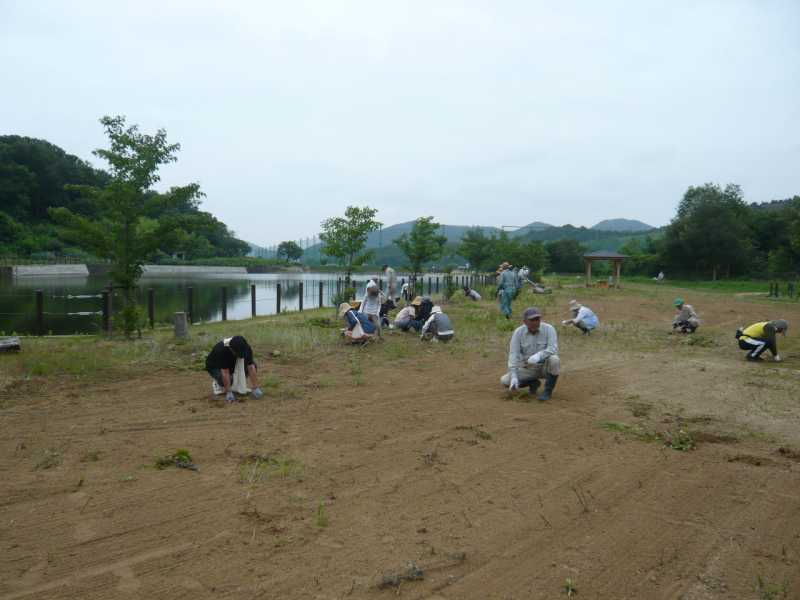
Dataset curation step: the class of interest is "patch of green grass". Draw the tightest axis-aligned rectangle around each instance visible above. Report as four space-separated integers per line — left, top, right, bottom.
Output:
239 454 304 483
34 449 62 470
662 429 696 452
756 575 789 600
154 448 195 469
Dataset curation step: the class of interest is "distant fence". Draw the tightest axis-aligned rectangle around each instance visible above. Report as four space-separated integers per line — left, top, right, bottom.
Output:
5 274 493 336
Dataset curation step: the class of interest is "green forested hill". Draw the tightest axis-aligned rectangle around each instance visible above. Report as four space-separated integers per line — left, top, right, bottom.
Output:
0 135 249 259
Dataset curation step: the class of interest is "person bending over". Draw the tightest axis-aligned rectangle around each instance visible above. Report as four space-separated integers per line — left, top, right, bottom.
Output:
205 335 263 403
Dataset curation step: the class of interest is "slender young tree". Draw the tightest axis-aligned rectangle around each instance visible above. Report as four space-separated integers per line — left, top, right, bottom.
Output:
50 115 202 337
319 206 381 287
395 216 447 286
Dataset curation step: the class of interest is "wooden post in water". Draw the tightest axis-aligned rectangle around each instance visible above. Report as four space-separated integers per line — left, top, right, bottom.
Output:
251 284 256 318
435 277 439 293
299 282 304 311
221 287 227 321
276 283 282 314
186 286 194 324
148 288 155 328
35 290 44 336
319 281 323 308
427 277 432 295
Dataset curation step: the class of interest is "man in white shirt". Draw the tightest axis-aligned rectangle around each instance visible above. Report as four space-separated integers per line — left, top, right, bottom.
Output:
500 306 560 401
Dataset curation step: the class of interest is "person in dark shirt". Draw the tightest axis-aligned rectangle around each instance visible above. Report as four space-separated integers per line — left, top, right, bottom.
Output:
205 335 264 402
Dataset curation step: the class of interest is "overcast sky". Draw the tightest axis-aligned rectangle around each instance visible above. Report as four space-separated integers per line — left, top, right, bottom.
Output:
2 1 799 246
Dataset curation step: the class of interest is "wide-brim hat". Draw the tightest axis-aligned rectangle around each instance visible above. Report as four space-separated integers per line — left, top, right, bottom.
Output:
411 296 423 306
500 262 511 269
568 299 581 311
337 302 351 319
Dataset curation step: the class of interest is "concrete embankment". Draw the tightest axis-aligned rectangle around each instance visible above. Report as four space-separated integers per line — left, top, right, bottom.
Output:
10 264 90 277
141 265 247 275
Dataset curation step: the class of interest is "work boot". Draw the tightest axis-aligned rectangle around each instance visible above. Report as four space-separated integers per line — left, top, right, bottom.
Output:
537 375 558 401
528 379 541 396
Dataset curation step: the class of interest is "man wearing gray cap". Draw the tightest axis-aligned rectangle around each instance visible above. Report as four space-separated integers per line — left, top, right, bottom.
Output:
501 306 560 401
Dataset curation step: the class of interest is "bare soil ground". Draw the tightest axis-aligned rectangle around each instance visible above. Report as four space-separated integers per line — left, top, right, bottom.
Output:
2 284 800 599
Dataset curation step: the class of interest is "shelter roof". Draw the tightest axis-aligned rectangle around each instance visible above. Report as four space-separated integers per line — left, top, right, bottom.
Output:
582 250 628 260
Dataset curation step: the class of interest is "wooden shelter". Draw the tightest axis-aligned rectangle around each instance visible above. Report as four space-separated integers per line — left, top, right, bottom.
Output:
583 250 628 288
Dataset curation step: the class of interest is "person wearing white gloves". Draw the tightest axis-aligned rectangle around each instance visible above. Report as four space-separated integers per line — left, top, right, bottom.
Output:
561 299 599 335
500 306 560 401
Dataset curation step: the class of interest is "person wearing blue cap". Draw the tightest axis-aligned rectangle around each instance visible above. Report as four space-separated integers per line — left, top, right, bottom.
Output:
501 306 560 401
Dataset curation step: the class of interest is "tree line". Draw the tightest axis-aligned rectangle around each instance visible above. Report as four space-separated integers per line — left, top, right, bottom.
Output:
0 133 248 260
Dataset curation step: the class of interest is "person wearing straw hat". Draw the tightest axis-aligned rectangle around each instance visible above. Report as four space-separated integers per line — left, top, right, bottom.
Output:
501 306 560 401
394 296 423 332
736 319 789 362
496 262 517 319
561 299 599 335
672 298 700 333
338 302 376 342
205 335 264 403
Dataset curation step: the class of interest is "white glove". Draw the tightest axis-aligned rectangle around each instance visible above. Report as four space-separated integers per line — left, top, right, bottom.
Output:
527 352 544 365
509 376 519 390
561 320 570 326
774 354 782 362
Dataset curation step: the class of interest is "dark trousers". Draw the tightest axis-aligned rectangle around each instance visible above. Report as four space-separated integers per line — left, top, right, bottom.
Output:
739 338 770 359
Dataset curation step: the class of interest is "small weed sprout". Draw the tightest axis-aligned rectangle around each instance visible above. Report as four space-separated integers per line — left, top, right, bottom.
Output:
155 449 197 470
756 575 789 600
563 577 577 597
239 454 304 483
315 500 329 528
664 429 695 452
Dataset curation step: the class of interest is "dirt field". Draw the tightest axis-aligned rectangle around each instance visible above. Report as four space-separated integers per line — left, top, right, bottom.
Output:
2 283 800 599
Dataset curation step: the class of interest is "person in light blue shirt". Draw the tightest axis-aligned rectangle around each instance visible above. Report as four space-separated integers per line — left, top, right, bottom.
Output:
561 299 598 335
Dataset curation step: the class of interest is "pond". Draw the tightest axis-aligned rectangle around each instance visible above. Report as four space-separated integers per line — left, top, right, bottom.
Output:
0 272 399 335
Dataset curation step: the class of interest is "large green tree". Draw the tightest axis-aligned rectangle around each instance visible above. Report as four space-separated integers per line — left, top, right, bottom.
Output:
277 240 303 262
394 217 447 283
663 183 751 279
544 239 586 273
50 116 203 336
458 228 496 272
319 205 381 286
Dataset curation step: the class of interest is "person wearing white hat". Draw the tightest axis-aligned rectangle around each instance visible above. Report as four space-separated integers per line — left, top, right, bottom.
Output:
561 300 599 335
420 305 454 342
501 307 560 401
358 279 385 336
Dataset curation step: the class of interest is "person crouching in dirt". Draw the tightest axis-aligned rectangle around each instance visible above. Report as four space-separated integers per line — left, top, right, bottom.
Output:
672 298 700 333
359 279 385 337
463 286 482 301
561 299 598 335
736 319 789 362
420 305 454 343
205 335 264 403
394 296 422 332
338 302 377 343
501 307 560 401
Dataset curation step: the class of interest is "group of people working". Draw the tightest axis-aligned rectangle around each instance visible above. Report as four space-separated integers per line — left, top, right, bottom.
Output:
203 265 790 403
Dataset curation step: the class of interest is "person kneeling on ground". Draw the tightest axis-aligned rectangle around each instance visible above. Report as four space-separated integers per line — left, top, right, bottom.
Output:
736 319 789 362
561 299 598 334
672 298 700 333
339 302 377 343
359 279 385 337
420 305 454 342
394 296 422 332
463 286 482 301
205 335 264 403
501 306 560 401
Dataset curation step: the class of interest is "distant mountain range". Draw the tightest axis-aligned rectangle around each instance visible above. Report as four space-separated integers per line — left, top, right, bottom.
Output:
250 217 656 260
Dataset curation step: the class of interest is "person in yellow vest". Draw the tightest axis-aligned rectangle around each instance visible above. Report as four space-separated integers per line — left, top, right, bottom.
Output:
736 319 789 362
